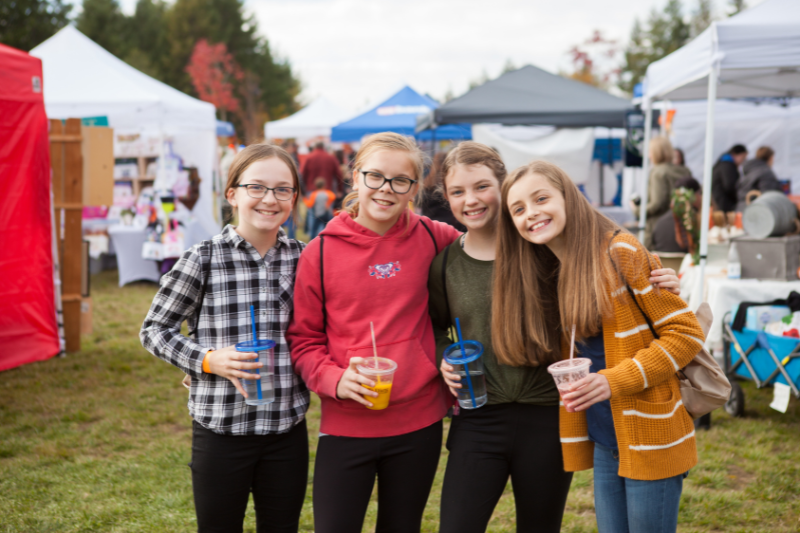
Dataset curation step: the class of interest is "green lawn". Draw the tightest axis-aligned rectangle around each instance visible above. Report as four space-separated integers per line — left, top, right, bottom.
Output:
1 270 799 532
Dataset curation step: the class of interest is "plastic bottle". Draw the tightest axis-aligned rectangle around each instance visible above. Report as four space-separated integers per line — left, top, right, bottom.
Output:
727 242 741 280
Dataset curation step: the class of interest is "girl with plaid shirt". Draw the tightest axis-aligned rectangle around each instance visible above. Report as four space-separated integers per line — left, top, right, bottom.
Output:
141 144 309 533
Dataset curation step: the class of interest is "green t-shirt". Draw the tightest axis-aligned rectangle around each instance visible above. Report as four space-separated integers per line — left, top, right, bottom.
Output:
428 239 559 406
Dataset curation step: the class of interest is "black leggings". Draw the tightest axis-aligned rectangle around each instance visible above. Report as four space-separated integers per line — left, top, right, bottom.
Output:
312 420 443 533
190 419 308 533
440 403 573 533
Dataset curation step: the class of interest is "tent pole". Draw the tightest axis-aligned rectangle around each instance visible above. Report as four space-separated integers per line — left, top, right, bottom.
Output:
638 106 653 244
698 67 718 303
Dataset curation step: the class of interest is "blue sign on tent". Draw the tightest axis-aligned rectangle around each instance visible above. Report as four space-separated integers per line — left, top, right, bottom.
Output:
330 86 472 142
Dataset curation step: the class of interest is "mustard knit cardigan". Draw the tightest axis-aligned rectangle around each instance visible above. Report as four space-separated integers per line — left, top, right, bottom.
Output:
559 232 705 481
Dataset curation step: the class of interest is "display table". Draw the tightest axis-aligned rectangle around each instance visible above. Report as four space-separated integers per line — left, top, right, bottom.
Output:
692 277 800 350
108 220 212 287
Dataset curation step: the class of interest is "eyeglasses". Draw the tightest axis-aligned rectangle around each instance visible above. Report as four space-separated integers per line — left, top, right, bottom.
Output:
236 184 296 201
359 169 417 194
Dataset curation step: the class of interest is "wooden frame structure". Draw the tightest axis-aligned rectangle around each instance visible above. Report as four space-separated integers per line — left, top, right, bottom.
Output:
50 118 83 352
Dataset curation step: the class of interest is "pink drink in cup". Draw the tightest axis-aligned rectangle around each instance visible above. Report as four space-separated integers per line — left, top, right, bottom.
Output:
547 358 591 412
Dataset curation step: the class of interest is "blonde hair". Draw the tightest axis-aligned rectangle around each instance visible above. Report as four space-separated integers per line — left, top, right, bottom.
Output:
492 161 630 366
225 143 301 209
649 136 674 166
343 132 426 218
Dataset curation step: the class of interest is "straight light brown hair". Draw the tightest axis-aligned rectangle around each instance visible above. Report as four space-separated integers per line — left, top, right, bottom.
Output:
225 143 302 209
756 146 775 162
491 161 630 366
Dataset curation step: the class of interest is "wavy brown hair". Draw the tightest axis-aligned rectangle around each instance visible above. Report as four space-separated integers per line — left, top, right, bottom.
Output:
492 161 626 366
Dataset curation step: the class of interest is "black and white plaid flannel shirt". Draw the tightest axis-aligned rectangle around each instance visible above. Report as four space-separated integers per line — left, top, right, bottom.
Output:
140 225 310 435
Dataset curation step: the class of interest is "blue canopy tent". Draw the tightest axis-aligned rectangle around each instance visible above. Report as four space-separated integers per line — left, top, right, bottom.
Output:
330 86 471 142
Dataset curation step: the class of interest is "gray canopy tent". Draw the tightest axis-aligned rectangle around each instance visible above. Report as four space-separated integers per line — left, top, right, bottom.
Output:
417 65 633 130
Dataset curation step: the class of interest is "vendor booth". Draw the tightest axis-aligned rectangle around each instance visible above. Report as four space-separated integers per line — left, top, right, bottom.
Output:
31 27 219 286
264 97 353 142
643 0 800 413
331 86 471 142
0 44 60 371
418 65 633 208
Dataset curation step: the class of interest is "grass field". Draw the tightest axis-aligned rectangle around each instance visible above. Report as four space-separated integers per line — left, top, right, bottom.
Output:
1 270 799 532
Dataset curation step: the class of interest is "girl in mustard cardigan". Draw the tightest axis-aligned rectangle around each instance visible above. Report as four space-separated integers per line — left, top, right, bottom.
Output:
493 160 705 533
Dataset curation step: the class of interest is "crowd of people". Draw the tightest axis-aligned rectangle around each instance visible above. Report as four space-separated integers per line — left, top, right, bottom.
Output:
629 138 781 258
139 133 709 533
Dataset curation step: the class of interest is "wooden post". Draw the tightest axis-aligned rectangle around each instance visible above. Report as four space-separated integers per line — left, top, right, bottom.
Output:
50 118 83 352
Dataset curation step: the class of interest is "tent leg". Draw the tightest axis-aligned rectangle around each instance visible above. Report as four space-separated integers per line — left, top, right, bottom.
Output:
638 107 653 244
698 67 718 303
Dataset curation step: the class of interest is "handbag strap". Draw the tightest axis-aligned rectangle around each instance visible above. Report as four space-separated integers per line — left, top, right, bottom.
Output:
319 235 326 327
607 230 659 340
441 242 452 327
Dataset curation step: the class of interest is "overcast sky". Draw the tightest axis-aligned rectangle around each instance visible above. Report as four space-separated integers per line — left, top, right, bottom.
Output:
110 0 763 112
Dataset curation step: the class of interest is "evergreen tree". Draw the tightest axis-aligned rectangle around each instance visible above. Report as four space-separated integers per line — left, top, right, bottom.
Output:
124 0 169 80
691 0 714 38
728 0 747 16
618 0 690 94
76 0 131 58
0 0 72 51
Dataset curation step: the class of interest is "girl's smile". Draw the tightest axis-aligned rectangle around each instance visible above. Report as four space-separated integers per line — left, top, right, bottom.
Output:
446 164 500 232
352 150 418 235
507 172 567 256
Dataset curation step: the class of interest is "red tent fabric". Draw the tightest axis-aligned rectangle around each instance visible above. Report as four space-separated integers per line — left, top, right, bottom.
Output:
0 43 59 371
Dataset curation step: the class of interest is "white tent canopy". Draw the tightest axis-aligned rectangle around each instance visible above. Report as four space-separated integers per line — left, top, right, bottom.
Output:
641 0 800 302
31 26 219 237
264 97 352 140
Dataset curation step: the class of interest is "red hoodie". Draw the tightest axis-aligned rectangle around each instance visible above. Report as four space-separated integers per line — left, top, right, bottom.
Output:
287 210 461 437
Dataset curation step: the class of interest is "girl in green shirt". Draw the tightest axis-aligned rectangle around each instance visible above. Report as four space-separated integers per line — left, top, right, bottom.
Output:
429 142 682 532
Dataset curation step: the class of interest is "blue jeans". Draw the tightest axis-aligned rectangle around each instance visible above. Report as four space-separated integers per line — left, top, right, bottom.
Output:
593 443 685 533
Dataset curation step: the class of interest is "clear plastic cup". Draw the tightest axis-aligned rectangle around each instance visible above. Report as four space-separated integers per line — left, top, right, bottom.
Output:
443 340 488 409
235 339 276 406
357 357 397 410
547 358 591 411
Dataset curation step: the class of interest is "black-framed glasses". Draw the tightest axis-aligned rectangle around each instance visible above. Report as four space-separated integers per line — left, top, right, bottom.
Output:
358 169 417 194
236 184 296 201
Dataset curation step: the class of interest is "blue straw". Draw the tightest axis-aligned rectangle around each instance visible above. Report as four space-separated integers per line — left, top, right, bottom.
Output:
250 305 263 400
455 318 477 408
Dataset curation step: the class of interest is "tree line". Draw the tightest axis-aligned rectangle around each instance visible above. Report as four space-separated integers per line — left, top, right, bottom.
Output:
0 0 300 142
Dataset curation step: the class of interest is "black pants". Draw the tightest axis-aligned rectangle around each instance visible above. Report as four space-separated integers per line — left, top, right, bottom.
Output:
190 419 309 533
440 403 573 533
312 420 443 533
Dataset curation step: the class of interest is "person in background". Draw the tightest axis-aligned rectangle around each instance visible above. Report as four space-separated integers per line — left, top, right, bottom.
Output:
417 151 466 232
301 141 343 195
304 177 336 240
712 144 748 214
651 176 702 255
631 136 686 249
672 148 691 177
736 146 781 212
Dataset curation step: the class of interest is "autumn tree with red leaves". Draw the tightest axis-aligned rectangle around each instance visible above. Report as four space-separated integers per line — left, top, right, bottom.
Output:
185 39 243 121
564 30 622 90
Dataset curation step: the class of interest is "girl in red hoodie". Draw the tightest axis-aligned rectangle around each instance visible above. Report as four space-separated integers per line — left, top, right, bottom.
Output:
287 132 460 532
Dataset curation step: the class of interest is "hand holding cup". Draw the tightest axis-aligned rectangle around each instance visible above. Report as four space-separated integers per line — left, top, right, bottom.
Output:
336 357 378 407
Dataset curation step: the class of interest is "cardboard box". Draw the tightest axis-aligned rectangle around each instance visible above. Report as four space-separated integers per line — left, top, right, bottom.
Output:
82 126 114 206
81 297 92 336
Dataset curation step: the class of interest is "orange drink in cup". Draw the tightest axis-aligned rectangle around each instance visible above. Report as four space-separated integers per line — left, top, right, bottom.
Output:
357 358 397 410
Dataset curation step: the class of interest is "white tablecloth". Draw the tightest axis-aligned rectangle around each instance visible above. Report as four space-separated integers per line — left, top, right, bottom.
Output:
108 220 212 287
691 277 800 350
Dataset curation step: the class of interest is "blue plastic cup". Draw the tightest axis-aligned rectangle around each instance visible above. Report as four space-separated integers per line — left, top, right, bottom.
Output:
443 340 487 409
235 339 276 406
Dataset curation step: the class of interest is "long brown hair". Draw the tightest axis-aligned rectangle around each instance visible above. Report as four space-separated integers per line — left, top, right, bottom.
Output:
491 161 623 366
225 143 301 209
343 132 426 218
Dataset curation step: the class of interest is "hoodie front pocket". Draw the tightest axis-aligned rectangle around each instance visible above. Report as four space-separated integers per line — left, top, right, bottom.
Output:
344 336 439 408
